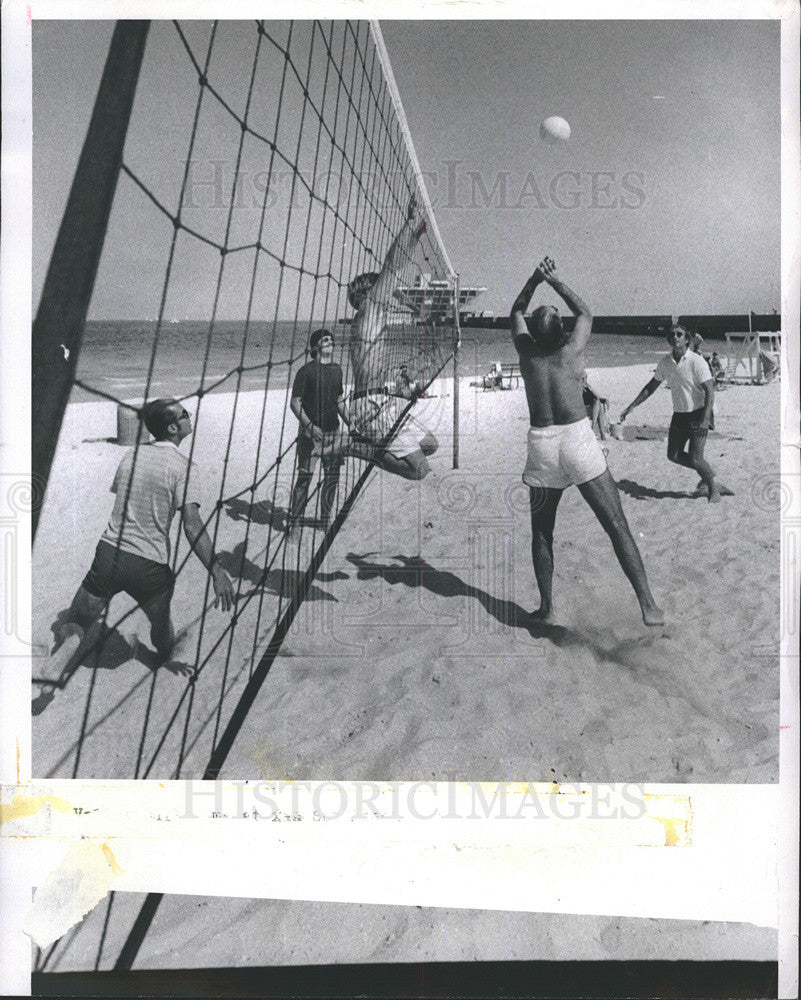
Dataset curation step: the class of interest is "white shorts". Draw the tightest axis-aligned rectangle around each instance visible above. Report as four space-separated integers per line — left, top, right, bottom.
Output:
350 396 428 459
390 413 431 458
522 417 606 490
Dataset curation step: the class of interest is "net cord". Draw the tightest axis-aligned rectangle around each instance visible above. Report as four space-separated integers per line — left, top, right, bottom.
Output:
368 21 455 280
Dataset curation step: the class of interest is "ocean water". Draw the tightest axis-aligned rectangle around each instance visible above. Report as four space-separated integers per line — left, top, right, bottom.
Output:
72 319 671 404
457 328 670 373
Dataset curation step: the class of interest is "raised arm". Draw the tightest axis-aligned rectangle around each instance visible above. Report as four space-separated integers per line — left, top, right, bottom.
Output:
510 267 546 342
368 195 427 303
538 257 593 351
181 503 234 611
510 256 593 350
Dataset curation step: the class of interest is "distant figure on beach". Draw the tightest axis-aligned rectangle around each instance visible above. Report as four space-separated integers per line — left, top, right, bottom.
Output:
471 362 506 392
33 398 235 714
346 194 439 478
758 348 779 383
620 324 723 503
511 256 664 627
395 364 419 399
689 330 706 356
484 362 505 390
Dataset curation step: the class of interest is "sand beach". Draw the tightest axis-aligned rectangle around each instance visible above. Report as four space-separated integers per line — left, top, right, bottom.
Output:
32 364 780 783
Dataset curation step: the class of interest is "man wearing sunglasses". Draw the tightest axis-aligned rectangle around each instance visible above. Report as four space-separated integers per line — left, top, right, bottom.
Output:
620 324 723 503
34 398 234 713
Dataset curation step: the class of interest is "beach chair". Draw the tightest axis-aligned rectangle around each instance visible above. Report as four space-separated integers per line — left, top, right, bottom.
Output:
500 364 520 389
722 331 781 385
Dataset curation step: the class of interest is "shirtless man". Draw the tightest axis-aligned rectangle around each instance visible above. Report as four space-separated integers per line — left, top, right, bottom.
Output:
348 196 427 393
511 257 663 627
347 195 438 478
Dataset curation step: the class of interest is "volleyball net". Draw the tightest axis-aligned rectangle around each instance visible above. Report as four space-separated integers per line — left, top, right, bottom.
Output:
32 19 457 781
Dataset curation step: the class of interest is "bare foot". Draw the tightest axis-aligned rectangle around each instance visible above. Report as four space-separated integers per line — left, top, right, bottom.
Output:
697 479 733 497
708 486 722 503
641 604 665 627
529 607 556 625
39 626 84 684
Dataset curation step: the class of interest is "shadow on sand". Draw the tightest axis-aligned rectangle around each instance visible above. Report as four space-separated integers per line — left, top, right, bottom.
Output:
224 497 288 530
218 541 348 601
346 552 661 668
616 478 701 501
32 620 140 716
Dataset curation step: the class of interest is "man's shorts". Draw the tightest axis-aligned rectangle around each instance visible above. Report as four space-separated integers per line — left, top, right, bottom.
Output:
82 540 175 606
669 406 714 434
349 396 427 460
522 417 607 490
388 412 430 459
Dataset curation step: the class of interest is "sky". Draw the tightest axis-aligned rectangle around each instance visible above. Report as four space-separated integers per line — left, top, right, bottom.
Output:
32 17 781 319
381 19 780 315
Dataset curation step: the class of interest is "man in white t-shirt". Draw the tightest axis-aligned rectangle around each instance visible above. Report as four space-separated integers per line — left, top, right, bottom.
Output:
620 325 721 503
34 398 234 714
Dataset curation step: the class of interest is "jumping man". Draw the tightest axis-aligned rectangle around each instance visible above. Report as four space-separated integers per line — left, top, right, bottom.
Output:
511 256 664 627
347 194 439 479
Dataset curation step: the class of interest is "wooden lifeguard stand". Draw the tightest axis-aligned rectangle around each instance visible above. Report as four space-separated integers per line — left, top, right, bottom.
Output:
722 314 781 385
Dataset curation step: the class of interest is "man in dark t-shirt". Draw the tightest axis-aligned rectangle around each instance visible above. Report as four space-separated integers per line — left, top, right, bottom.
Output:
288 328 350 532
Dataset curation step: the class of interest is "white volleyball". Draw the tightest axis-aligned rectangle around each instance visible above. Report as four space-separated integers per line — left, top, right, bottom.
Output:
539 115 571 145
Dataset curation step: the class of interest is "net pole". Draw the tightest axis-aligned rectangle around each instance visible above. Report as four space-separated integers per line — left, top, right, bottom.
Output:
31 20 150 541
453 273 461 469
